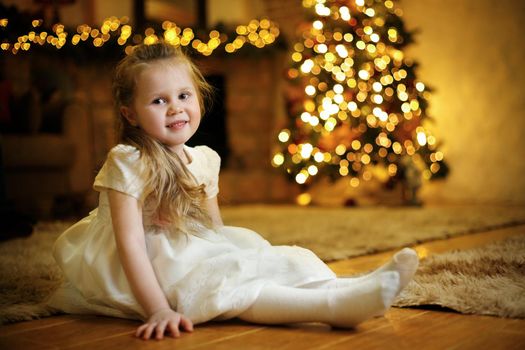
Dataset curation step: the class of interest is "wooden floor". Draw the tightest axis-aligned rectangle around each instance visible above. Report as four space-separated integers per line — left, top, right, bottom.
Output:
1 225 524 349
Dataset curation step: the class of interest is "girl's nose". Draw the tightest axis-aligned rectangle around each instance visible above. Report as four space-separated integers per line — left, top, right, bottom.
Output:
168 106 183 115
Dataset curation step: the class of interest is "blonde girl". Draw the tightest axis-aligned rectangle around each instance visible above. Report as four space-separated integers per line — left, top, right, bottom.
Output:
49 42 419 340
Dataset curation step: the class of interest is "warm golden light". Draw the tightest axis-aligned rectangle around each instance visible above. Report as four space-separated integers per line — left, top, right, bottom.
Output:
350 177 360 187
314 152 324 162
416 131 427 146
278 130 291 143
272 153 285 167
275 0 447 191
296 192 312 206
300 143 314 159
295 172 308 184
2 16 280 55
301 59 315 73
308 165 319 175
305 85 316 96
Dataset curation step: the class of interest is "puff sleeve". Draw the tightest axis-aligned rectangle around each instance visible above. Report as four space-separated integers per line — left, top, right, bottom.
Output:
197 146 221 198
93 144 146 201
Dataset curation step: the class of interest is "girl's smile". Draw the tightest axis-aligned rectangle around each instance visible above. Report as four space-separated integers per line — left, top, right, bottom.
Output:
166 120 188 129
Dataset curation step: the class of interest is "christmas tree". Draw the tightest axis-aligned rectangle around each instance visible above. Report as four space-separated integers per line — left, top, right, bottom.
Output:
272 0 448 205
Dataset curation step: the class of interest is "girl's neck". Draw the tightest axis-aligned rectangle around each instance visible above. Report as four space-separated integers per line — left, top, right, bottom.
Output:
179 146 192 165
168 144 190 164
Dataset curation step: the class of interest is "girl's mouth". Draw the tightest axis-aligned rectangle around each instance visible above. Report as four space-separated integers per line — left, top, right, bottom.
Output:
166 121 187 129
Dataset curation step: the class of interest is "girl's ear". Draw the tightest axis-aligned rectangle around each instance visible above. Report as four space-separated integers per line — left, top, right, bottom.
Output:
120 106 138 126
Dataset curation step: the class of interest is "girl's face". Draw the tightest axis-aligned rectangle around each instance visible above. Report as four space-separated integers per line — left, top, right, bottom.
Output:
122 60 201 158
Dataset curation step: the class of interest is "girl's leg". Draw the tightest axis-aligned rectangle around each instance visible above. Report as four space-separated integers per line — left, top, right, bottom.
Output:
238 271 399 328
301 248 419 294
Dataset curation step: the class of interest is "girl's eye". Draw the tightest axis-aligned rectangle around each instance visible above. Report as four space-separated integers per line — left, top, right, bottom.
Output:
152 98 166 105
179 92 190 100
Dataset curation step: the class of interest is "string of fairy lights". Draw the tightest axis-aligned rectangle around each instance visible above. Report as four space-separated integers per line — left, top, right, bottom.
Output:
272 0 446 204
2 0 446 206
0 16 280 56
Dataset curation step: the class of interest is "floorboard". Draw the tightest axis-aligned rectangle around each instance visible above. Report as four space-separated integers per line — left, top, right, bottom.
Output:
1 225 524 349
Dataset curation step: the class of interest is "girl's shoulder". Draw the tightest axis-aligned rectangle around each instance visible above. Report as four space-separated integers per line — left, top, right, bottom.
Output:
107 144 141 160
185 145 221 197
187 145 221 167
94 144 145 199
102 143 143 180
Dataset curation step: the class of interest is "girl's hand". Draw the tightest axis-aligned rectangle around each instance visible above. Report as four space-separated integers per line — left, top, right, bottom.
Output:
136 308 194 340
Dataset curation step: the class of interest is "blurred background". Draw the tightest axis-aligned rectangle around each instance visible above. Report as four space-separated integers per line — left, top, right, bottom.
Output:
1 0 524 220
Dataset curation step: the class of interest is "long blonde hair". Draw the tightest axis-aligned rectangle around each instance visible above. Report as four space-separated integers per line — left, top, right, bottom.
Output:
113 42 214 233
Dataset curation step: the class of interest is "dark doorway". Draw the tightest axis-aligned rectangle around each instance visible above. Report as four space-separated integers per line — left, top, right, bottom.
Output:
187 74 230 167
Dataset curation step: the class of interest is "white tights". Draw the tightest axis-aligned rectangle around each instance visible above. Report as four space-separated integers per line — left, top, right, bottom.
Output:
238 248 419 328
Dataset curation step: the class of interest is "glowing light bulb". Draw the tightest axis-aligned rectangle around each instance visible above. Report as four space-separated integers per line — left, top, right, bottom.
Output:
308 165 319 175
372 94 383 104
272 153 284 167
315 4 331 16
314 152 324 162
295 172 308 184
301 59 314 73
316 43 327 53
417 131 427 146
305 85 316 96
278 129 290 142
335 144 347 155
296 193 312 206
358 70 370 80
335 44 348 58
300 143 314 159
340 6 351 21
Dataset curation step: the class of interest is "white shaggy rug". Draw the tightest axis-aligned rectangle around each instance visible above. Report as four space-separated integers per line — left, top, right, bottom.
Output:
394 233 525 318
222 205 525 261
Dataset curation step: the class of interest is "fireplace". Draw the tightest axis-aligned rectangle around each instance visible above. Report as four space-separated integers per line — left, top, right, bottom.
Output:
194 54 299 204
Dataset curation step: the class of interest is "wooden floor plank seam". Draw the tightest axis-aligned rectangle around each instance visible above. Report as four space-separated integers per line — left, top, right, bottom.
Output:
186 327 267 349
316 309 432 349
64 330 137 349
0 317 77 337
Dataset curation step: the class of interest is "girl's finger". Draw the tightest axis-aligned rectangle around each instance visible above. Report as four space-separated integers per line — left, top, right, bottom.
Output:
168 320 181 338
179 316 194 332
135 323 149 338
142 323 156 340
155 321 168 340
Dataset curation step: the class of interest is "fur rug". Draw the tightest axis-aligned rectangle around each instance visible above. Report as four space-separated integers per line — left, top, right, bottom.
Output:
222 205 525 261
394 233 525 318
0 222 64 324
1 205 525 324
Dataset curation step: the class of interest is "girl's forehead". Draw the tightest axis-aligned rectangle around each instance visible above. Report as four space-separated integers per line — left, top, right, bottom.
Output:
136 60 194 85
142 59 189 76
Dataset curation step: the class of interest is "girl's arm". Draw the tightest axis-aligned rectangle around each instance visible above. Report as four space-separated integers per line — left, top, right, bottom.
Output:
108 189 193 340
206 195 224 228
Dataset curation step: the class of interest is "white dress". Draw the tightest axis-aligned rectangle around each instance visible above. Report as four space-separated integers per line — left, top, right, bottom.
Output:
49 144 335 324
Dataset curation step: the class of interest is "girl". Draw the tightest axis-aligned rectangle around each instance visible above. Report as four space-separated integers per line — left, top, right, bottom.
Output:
49 41 419 340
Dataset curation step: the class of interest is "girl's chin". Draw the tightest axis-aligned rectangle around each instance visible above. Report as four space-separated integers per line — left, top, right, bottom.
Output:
165 140 190 153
